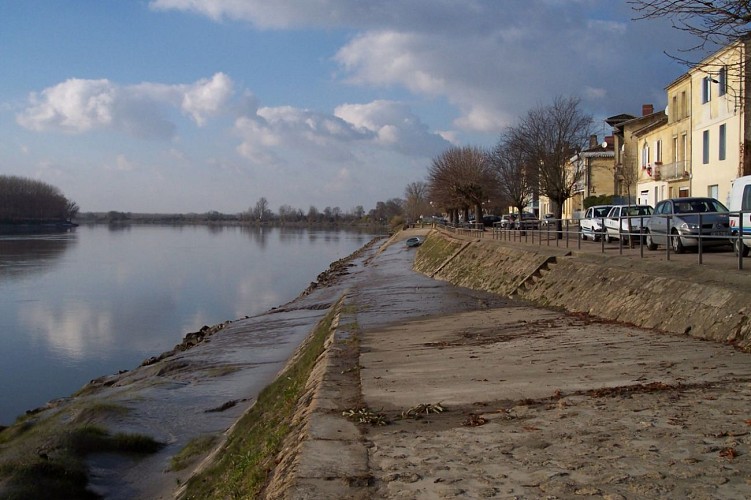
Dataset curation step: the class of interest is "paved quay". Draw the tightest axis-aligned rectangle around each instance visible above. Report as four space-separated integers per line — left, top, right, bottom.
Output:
273 228 751 499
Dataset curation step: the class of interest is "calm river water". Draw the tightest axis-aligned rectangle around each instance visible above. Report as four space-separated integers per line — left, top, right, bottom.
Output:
0 224 377 425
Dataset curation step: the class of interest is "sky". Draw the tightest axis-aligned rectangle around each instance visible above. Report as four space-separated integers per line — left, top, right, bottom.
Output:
0 0 701 214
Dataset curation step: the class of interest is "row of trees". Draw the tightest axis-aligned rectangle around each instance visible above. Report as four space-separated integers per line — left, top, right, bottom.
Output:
424 96 594 234
239 197 403 226
0 175 79 224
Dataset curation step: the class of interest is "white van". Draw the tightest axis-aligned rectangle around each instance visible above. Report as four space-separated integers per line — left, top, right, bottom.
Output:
728 175 751 256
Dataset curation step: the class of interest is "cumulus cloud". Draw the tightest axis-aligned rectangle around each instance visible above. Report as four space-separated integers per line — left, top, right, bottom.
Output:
17 73 235 139
148 0 478 31
334 100 449 156
233 99 447 169
153 1 693 135
17 78 116 133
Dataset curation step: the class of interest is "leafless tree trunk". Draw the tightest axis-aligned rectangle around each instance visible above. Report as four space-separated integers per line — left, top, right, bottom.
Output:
427 146 497 225
404 181 432 223
505 96 594 238
489 135 534 218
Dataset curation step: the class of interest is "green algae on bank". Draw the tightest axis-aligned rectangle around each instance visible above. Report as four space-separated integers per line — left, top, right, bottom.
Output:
0 405 163 499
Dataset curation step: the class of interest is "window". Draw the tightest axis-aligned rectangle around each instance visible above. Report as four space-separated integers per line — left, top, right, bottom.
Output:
655 139 662 162
642 142 649 166
709 184 719 200
703 130 710 164
702 76 712 103
681 91 687 118
682 133 687 165
743 185 751 211
719 66 727 97
679 187 690 198
673 137 679 163
719 123 727 161
672 95 677 121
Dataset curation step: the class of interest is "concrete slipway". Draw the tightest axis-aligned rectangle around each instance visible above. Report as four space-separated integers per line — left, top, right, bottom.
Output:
263 228 751 499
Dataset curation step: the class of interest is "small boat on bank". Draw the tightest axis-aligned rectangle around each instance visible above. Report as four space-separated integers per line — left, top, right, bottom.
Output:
406 237 422 247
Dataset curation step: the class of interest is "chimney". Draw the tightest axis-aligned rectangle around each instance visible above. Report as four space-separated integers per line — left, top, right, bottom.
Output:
589 134 598 148
642 104 654 116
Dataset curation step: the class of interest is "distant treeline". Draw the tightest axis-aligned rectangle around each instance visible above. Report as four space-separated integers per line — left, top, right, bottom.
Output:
78 197 406 228
0 175 79 224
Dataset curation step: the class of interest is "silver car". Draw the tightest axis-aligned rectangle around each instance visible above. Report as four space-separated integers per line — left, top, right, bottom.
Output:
645 197 731 253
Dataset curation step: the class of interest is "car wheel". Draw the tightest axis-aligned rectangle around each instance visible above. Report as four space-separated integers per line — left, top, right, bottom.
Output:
580 231 587 241
645 231 658 251
671 231 685 254
604 232 612 243
734 238 750 257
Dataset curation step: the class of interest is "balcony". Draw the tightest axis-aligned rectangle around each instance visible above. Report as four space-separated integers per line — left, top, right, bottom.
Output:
656 161 690 181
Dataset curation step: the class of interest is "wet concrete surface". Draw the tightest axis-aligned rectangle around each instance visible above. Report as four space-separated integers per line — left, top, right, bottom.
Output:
280 229 751 499
80 242 382 499
29 226 751 498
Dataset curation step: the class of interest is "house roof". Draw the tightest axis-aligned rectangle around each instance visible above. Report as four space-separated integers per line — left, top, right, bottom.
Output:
631 113 668 137
605 113 636 127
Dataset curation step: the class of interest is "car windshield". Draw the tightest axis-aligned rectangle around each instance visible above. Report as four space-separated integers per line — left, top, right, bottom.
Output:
593 207 610 217
625 206 653 216
674 199 728 214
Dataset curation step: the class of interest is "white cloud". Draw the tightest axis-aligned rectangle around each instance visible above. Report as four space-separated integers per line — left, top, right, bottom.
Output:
334 100 449 156
17 78 116 133
181 72 234 126
17 73 235 139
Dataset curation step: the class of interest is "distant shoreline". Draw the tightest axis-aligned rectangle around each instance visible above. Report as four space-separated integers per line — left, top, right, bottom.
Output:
0 221 78 235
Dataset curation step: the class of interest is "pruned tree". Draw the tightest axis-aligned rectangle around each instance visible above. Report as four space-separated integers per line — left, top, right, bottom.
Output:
629 0 751 49
505 96 594 237
489 134 534 218
427 146 497 224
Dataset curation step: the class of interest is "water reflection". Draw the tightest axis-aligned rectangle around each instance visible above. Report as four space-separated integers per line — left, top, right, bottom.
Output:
0 234 77 280
0 225 378 424
19 301 115 362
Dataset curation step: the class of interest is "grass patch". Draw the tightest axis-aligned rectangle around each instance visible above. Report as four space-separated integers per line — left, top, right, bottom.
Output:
170 435 219 471
412 233 462 273
178 300 341 499
0 403 163 499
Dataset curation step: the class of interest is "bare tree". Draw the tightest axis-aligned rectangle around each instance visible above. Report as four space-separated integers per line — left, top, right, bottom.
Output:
506 96 594 237
629 1 751 49
250 197 272 222
489 134 534 218
427 146 497 224
403 181 432 222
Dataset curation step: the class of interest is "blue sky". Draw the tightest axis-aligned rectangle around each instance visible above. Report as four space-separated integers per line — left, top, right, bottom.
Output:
0 0 699 214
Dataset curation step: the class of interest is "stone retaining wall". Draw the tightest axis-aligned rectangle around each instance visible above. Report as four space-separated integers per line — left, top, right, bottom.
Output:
415 229 751 350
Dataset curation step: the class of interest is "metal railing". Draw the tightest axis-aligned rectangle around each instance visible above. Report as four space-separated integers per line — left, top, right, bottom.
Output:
458 212 751 270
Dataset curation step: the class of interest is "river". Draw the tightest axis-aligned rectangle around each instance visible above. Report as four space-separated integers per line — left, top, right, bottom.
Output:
0 224 378 425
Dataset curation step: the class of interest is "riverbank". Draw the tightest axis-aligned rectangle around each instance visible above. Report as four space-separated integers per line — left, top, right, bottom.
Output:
3 227 751 498
251 227 751 498
0 236 385 499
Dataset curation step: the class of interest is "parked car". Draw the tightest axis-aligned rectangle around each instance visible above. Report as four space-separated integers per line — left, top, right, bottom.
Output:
541 214 555 227
579 205 613 241
405 236 422 247
515 212 540 230
728 175 751 256
645 197 731 253
499 214 516 229
482 215 501 227
603 205 654 243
